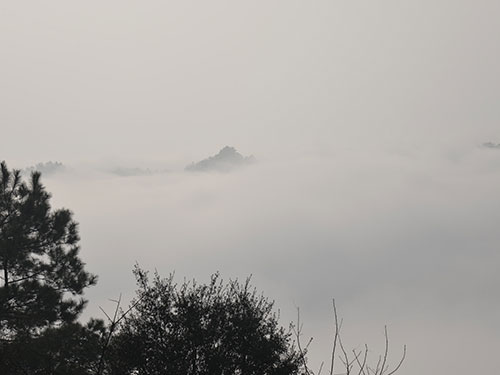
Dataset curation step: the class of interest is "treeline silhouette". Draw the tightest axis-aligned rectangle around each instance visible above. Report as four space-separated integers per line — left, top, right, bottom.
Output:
0 161 405 375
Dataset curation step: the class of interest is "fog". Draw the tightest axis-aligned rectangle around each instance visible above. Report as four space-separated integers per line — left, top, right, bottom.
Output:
18 145 500 374
2 1 500 374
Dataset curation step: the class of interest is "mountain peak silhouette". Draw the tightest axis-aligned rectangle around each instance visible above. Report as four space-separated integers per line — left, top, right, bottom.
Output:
186 146 255 172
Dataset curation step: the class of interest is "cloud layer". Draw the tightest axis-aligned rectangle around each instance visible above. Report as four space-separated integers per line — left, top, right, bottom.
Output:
37 143 500 375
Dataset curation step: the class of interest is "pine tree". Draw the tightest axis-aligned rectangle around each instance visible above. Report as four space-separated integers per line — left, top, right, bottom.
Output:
0 161 97 371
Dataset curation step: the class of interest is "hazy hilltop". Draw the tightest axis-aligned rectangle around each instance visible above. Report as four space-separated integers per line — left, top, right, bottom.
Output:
108 167 170 177
185 146 255 172
22 161 65 176
482 142 500 150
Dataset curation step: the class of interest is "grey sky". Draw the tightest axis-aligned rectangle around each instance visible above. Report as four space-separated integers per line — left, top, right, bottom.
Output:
2 1 500 374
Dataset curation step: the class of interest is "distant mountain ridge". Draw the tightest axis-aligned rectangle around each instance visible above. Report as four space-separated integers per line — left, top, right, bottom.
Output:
23 161 65 176
185 146 255 172
109 167 170 177
482 142 500 149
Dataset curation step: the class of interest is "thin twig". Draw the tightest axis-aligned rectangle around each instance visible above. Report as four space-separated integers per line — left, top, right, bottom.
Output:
337 326 354 375
379 326 389 375
354 344 368 375
373 354 382 375
330 299 340 375
386 345 406 375
95 293 146 375
293 307 311 375
318 361 324 375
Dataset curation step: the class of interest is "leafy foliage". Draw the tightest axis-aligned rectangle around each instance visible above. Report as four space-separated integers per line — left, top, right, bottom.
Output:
107 267 305 375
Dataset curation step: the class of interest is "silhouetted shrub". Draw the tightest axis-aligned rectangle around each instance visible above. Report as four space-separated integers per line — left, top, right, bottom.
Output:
106 266 305 375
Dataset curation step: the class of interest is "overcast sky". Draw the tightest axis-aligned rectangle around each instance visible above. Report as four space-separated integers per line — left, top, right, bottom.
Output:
2 2 500 374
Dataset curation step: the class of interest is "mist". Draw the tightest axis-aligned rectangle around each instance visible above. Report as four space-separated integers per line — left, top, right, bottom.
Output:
2 1 500 374
27 143 498 374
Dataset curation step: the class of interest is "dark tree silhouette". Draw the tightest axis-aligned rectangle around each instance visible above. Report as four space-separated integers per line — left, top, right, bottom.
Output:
0 161 98 372
1 319 107 375
106 266 305 375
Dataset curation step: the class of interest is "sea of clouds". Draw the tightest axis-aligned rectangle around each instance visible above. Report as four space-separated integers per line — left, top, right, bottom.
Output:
29 141 500 375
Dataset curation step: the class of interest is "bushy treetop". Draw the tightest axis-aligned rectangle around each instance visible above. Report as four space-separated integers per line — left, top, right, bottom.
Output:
107 266 305 375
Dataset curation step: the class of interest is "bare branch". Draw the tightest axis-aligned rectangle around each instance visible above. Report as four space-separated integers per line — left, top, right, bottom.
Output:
379 326 389 375
337 330 355 375
330 298 340 375
318 361 324 375
292 307 311 375
95 293 142 375
98 307 113 324
386 345 406 375
373 355 382 375
354 344 368 375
